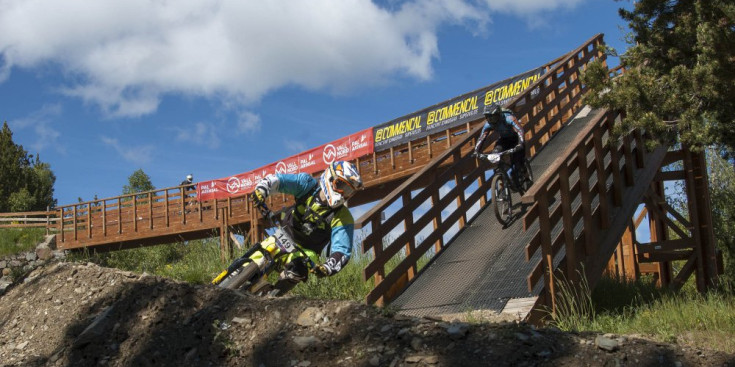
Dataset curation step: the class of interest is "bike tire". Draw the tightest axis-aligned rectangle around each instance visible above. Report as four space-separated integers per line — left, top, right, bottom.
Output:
217 262 260 291
491 173 513 226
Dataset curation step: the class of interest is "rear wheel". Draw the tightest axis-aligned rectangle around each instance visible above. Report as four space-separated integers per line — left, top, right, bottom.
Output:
217 262 260 291
492 173 513 226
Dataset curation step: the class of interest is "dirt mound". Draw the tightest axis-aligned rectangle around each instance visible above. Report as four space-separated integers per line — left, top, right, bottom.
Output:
0 262 733 367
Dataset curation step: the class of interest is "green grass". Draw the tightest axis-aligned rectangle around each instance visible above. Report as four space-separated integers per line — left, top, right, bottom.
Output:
68 238 228 284
0 228 46 257
67 236 433 302
550 274 735 354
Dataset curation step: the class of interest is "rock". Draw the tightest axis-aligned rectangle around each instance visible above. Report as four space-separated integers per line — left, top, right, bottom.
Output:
292 336 319 350
296 307 322 327
410 337 423 351
405 355 424 363
36 246 54 261
424 355 439 364
595 335 620 352
445 322 468 339
231 317 251 325
369 355 381 366
515 332 530 342
15 341 29 350
73 305 116 348
0 279 12 294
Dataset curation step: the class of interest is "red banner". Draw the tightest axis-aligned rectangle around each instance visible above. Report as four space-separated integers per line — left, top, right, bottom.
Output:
197 128 374 200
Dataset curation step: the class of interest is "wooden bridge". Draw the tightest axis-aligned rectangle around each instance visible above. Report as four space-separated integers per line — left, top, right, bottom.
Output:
1 34 721 323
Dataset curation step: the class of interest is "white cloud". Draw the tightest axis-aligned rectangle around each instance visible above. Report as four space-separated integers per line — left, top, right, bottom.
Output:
236 111 261 134
283 139 308 153
0 0 583 118
175 122 221 149
101 136 154 164
481 0 583 15
11 104 64 154
0 0 487 118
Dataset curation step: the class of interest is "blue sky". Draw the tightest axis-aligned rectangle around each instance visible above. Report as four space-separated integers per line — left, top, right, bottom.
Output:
1 0 632 208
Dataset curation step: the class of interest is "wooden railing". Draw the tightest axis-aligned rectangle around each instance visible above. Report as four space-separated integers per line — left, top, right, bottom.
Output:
0 210 57 233
520 109 668 322
54 186 256 250
356 34 607 306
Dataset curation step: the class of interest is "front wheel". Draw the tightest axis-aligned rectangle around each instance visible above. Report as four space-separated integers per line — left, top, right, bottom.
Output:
217 262 260 291
491 173 513 226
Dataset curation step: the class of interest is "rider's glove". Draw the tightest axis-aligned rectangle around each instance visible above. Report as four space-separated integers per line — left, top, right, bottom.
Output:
471 150 479 158
314 264 332 278
252 184 269 207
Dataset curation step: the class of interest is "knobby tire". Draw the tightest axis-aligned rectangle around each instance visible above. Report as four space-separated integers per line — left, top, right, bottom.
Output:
217 262 260 291
492 173 512 226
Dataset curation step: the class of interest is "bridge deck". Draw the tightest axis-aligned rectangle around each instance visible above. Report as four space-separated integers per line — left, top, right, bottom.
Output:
389 107 598 318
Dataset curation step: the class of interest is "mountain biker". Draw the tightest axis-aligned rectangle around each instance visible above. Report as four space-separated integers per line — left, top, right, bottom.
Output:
251 160 363 295
180 174 196 193
473 104 527 189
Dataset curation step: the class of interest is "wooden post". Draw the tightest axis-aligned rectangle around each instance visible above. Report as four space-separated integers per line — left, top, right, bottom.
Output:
102 201 107 236
148 192 153 230
87 202 92 238
133 195 138 232
402 192 416 280
559 161 577 282
537 191 555 315
117 198 122 234
165 190 170 227
73 205 78 241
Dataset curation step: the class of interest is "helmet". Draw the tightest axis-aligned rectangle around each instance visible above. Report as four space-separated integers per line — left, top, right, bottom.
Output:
319 161 363 208
483 104 502 117
186 174 193 181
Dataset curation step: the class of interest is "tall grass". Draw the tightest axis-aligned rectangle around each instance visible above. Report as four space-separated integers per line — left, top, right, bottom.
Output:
550 273 735 353
0 228 46 257
68 239 227 284
68 236 432 302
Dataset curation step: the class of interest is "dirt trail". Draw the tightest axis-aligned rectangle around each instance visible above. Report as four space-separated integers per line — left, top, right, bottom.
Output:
1 262 733 366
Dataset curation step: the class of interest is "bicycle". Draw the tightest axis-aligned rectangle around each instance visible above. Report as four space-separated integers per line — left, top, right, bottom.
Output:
211 201 319 296
477 152 534 226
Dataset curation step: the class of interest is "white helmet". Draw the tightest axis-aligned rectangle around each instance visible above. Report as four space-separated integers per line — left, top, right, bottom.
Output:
319 161 363 208
186 174 193 181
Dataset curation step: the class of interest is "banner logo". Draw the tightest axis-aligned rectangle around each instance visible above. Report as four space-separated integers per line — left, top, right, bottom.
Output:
276 161 287 174
226 177 240 194
323 144 336 164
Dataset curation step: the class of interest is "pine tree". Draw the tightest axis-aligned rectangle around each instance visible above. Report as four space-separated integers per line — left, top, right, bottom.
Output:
0 122 57 212
583 0 735 152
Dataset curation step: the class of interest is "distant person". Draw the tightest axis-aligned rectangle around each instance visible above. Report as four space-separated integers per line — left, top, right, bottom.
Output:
180 174 196 193
474 104 527 189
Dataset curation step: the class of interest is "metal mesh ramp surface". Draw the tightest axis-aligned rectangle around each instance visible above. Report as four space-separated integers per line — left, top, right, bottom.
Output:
390 107 599 318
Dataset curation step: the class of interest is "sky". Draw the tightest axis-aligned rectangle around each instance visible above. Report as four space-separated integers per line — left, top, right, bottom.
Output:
0 0 634 209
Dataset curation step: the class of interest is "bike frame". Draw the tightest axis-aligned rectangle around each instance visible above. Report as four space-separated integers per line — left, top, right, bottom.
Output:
211 202 317 287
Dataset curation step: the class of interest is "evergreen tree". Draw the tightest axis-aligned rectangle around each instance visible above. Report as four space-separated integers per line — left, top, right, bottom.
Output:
0 121 57 212
583 0 735 152
123 169 155 196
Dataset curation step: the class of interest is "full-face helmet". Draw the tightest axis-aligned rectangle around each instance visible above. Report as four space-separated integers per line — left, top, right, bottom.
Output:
483 103 502 118
319 161 363 208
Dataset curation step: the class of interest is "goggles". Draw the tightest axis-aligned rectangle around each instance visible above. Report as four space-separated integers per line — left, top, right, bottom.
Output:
331 176 357 197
